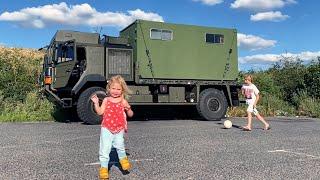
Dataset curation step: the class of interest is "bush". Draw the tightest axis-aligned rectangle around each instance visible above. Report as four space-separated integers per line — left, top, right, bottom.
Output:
259 93 295 116
0 47 53 122
228 92 295 117
293 90 320 117
304 59 320 98
253 72 282 97
267 58 307 104
227 106 247 117
0 47 44 101
0 90 53 122
0 92 53 122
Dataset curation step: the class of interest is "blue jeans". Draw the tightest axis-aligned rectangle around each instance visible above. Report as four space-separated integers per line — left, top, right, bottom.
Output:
99 127 126 168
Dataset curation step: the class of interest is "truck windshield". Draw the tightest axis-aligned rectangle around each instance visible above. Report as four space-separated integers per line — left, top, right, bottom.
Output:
56 44 74 63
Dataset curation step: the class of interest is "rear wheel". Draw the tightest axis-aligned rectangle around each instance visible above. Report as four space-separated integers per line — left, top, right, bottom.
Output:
196 88 228 120
77 87 106 125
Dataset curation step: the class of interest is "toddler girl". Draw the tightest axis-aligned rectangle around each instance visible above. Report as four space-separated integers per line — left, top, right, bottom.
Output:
91 75 133 179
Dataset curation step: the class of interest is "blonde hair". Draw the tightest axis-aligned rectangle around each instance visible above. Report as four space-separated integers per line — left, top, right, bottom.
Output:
244 74 253 82
106 75 132 99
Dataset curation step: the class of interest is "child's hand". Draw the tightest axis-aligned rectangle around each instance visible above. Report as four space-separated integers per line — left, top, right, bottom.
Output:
124 105 131 111
91 94 99 104
122 100 134 117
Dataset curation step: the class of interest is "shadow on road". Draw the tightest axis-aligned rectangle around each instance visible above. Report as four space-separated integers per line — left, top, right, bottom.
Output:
130 105 203 121
108 148 131 175
52 105 218 123
51 106 80 123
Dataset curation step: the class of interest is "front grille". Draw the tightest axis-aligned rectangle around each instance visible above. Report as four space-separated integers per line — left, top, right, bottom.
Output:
108 49 132 79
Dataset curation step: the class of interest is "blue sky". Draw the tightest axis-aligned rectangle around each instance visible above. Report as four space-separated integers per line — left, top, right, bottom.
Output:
1 0 320 70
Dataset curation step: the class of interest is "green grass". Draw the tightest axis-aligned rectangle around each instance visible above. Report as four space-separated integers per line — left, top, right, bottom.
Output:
294 91 320 117
0 90 54 122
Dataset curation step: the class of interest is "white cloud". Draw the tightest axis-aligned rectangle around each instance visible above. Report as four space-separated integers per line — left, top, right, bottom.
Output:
239 53 280 64
230 0 297 11
298 51 320 62
0 2 164 29
193 0 224 5
238 33 276 51
0 11 30 21
239 51 320 64
128 9 164 23
250 11 289 22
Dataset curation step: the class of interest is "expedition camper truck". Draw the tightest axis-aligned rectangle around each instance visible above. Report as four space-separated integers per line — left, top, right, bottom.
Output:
40 20 240 124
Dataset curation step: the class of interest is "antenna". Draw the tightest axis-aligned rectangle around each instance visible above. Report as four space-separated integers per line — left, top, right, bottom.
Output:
93 26 103 34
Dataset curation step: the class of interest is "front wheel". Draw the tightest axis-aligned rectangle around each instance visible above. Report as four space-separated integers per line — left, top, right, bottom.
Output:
77 87 106 125
196 88 228 120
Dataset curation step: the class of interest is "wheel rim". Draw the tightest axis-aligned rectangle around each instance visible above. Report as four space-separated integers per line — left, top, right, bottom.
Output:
207 97 220 112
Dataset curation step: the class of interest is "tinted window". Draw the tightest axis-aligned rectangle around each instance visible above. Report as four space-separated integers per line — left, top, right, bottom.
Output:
56 44 74 63
206 33 224 44
150 29 162 40
150 29 173 40
161 30 172 40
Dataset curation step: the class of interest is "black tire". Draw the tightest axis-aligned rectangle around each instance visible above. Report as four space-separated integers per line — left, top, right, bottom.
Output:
196 88 228 120
77 87 106 125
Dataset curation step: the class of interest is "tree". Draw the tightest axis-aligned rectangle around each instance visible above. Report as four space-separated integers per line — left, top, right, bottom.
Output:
267 57 307 105
304 57 320 98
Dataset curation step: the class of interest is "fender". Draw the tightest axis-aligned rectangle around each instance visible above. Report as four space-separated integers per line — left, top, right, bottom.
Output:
72 74 106 95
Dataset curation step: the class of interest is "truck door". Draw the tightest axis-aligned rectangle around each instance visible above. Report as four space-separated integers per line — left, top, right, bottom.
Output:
52 42 77 88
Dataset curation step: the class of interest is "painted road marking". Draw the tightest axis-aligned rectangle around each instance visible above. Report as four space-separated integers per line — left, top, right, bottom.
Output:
268 149 320 159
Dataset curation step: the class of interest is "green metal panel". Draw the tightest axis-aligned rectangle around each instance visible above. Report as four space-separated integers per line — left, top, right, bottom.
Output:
106 48 133 81
129 94 153 102
169 87 185 102
106 36 129 45
158 94 169 102
55 30 99 44
121 20 238 81
128 86 150 95
120 24 139 81
53 60 76 88
85 46 105 76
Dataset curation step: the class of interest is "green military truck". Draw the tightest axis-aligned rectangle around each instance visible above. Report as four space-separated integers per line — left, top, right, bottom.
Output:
40 19 240 124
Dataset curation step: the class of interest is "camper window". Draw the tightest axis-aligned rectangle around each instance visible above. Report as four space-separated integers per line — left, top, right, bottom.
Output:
150 29 173 40
161 30 172 40
205 33 224 44
150 29 161 39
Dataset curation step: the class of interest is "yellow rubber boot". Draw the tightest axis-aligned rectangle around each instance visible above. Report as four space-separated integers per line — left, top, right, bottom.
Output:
99 167 109 180
119 157 132 170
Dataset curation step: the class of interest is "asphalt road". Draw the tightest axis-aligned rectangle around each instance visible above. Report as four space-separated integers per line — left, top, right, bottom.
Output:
1 117 320 180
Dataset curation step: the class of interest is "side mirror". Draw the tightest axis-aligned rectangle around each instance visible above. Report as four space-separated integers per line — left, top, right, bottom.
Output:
38 45 48 51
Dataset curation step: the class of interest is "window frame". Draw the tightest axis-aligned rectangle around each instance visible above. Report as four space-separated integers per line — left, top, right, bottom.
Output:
150 28 173 41
205 33 224 44
55 43 75 64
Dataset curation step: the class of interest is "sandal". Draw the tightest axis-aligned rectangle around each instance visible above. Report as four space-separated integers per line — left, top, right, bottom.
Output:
264 126 271 130
242 127 252 131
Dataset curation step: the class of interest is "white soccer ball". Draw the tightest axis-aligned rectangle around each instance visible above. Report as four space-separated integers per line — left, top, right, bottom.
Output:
224 120 232 129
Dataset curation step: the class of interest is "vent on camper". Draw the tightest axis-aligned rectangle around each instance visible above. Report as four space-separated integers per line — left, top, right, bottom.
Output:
107 48 133 80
